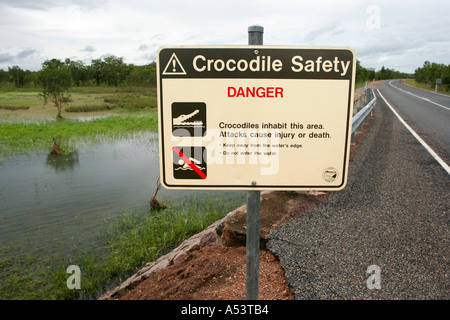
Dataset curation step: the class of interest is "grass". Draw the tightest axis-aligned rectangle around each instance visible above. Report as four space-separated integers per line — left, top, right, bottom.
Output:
0 112 159 156
66 87 157 113
0 91 39 105
0 91 38 111
0 195 245 300
0 105 31 110
354 80 368 90
404 79 449 94
0 86 157 122
0 87 160 157
65 104 114 113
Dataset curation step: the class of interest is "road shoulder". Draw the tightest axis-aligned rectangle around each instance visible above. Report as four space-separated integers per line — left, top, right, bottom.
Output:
267 89 449 299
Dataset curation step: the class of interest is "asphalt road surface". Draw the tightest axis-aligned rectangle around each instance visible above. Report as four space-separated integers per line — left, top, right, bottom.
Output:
380 80 450 166
268 80 449 299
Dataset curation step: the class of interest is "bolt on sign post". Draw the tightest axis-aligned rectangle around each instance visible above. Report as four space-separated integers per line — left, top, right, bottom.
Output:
157 26 356 300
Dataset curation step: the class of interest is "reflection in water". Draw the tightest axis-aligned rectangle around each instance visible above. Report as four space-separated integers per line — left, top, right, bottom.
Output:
46 151 80 173
0 132 246 256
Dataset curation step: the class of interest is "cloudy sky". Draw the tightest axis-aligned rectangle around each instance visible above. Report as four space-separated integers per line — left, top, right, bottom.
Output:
0 0 449 73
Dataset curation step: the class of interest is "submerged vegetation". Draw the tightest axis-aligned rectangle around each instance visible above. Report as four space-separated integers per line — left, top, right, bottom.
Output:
0 113 158 156
0 195 245 300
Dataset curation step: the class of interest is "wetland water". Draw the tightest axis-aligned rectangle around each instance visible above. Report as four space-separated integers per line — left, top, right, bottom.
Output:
0 132 245 256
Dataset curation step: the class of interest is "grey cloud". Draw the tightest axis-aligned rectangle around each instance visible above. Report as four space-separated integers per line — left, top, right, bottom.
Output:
81 45 96 52
16 49 38 59
140 52 157 62
138 44 148 51
0 53 15 63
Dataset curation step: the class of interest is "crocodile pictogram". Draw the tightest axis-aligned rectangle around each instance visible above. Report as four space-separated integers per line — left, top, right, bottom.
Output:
173 109 203 126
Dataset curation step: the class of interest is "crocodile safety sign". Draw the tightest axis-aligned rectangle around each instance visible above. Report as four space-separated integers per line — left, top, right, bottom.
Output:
157 46 356 190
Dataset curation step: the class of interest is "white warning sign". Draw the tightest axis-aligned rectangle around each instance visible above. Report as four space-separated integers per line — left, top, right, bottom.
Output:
157 46 356 191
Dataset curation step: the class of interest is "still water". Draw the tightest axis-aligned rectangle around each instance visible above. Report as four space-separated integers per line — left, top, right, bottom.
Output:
0 132 245 256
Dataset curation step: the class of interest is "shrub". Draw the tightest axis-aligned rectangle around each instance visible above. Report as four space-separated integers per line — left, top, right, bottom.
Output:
65 104 115 113
0 104 30 110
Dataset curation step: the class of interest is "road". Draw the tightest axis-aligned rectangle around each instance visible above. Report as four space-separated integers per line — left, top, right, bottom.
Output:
379 80 450 166
267 80 449 299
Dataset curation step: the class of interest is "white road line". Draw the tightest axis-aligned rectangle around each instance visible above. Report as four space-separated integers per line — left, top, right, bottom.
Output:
377 88 450 175
388 80 450 111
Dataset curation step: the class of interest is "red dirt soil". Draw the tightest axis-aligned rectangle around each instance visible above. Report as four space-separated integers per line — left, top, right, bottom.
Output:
120 246 293 300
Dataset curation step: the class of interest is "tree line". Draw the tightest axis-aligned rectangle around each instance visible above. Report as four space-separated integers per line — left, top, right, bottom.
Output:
414 61 450 90
0 56 156 88
2 57 441 89
355 60 412 84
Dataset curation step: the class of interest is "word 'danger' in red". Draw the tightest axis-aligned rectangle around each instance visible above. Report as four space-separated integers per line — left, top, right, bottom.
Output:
228 86 284 98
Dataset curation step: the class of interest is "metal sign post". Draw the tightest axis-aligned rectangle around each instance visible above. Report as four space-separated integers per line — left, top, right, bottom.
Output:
246 25 263 300
246 181 261 300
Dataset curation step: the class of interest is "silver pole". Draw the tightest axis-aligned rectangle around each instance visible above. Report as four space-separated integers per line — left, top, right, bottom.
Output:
246 182 261 300
246 25 263 300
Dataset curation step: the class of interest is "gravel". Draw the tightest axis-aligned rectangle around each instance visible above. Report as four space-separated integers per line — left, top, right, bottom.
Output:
267 91 449 299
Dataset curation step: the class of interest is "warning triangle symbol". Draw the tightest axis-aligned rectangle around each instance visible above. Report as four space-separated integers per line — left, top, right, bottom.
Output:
162 53 187 75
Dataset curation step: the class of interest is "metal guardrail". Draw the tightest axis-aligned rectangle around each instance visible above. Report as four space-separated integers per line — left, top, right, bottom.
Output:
351 87 376 141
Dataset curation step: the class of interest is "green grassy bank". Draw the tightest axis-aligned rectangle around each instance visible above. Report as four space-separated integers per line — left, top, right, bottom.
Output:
0 86 159 157
403 79 449 94
0 113 159 156
0 195 244 300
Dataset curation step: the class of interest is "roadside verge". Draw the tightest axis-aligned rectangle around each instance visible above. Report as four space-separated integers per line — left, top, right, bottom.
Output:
99 87 376 300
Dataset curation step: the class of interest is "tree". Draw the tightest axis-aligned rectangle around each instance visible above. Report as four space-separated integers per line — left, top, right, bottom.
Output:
90 59 104 86
38 59 73 119
355 60 368 83
0 69 8 84
414 61 450 91
126 63 157 86
374 66 411 81
66 59 95 86
8 66 25 88
101 56 127 86
367 68 376 81
442 64 450 87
